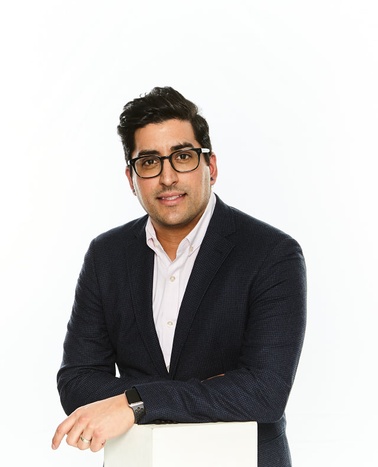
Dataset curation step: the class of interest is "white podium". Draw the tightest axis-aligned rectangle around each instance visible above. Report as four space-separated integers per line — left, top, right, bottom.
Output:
104 421 257 467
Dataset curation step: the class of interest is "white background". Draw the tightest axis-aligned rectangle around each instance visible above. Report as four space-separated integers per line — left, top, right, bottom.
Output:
0 1 377 465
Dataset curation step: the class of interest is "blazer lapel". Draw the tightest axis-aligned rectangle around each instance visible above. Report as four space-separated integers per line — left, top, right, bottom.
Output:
125 219 168 376
169 198 236 377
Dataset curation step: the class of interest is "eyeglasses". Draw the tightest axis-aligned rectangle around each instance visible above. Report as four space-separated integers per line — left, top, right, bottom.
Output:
128 148 210 179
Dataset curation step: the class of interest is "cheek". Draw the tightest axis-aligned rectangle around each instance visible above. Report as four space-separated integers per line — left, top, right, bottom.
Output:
134 183 144 199
134 180 154 202
199 170 211 188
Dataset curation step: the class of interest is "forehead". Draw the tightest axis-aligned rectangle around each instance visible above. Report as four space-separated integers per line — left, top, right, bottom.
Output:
133 119 198 154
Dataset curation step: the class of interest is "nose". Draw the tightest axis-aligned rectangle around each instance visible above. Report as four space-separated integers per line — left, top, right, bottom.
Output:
159 158 179 186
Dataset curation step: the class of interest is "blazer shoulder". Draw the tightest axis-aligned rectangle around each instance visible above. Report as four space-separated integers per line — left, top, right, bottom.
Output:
211 197 304 269
215 196 299 246
90 215 148 250
233 206 292 240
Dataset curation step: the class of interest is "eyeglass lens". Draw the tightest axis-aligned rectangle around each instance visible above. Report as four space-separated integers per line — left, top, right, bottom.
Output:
133 149 200 178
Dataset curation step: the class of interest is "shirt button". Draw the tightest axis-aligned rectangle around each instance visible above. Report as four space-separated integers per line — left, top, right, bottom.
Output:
167 321 174 326
189 246 194 253
170 276 175 282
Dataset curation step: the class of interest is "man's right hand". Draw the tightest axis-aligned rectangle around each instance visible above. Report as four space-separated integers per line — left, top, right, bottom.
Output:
51 393 135 452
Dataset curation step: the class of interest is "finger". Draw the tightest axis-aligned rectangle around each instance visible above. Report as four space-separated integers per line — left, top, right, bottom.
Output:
65 420 89 447
90 437 107 453
77 433 93 450
52 417 76 449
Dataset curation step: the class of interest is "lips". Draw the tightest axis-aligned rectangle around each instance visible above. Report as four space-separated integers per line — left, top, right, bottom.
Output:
158 193 185 201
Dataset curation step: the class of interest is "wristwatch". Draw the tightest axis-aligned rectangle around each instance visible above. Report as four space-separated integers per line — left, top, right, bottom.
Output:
125 388 145 423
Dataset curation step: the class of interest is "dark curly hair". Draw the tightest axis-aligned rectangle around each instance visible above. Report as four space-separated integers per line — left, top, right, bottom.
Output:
117 86 212 163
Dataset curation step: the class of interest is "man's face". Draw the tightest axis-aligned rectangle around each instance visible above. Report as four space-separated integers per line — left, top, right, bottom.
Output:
126 119 218 236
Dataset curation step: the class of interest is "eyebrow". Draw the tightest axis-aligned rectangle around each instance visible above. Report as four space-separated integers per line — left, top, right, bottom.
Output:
136 142 195 158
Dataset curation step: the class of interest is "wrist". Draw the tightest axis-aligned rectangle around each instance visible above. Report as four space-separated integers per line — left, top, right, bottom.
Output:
125 387 145 423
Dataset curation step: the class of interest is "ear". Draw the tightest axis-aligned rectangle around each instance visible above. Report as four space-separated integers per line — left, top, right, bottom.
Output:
125 166 136 194
209 153 218 185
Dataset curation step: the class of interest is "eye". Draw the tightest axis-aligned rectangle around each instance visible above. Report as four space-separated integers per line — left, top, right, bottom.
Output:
140 156 160 168
174 150 194 162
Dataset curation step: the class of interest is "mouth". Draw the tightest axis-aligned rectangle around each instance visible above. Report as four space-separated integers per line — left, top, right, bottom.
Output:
157 193 185 201
156 192 187 206
159 195 184 201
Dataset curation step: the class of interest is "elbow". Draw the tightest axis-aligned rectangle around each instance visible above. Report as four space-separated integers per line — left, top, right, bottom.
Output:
57 383 76 416
252 383 290 424
257 403 287 424
57 371 80 416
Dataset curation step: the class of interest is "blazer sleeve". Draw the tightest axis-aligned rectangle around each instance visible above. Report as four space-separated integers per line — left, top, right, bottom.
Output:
57 239 165 416
134 236 306 425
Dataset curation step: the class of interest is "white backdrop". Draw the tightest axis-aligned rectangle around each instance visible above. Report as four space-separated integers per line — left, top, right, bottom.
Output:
0 1 377 466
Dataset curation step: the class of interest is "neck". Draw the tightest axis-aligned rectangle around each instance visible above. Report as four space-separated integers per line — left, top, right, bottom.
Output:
153 226 192 261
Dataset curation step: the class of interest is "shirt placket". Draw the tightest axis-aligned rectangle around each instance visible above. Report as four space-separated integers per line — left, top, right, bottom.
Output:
160 263 180 369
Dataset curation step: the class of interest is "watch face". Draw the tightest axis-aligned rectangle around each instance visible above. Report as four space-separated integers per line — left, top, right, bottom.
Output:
126 388 141 404
126 389 145 423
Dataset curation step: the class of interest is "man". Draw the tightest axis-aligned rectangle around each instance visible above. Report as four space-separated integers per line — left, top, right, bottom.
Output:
52 86 306 466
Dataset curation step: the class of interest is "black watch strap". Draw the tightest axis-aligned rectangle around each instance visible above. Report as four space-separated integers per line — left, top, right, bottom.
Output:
125 388 145 423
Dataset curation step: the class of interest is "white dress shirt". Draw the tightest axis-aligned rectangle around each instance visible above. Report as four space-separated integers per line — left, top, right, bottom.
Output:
146 192 216 370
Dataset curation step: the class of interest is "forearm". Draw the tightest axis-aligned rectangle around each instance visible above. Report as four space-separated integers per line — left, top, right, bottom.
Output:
136 365 293 426
58 369 165 416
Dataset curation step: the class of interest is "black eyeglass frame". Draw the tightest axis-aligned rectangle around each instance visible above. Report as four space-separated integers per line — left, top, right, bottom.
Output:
127 147 211 179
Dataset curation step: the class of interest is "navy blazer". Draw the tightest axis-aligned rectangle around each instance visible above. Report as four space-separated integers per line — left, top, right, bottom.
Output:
58 195 306 466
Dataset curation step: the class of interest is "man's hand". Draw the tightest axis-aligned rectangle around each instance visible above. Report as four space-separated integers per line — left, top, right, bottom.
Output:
51 394 135 452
